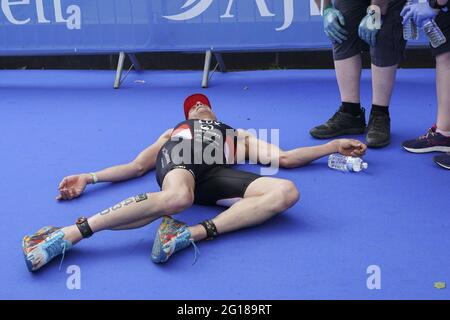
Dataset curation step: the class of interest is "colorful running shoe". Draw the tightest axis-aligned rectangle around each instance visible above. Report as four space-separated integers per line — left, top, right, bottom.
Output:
151 216 198 264
402 126 450 153
22 226 72 272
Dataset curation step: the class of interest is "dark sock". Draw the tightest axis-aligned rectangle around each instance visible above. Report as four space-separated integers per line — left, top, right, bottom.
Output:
371 104 389 116
341 102 362 116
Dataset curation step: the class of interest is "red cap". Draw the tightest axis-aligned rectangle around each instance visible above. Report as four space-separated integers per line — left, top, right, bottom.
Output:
184 93 212 119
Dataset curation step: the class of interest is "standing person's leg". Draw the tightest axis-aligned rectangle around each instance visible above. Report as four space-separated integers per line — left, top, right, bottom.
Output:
366 0 406 148
434 52 450 169
371 64 398 108
23 169 195 271
432 10 450 169
366 64 398 148
335 55 363 104
402 11 450 158
310 0 367 139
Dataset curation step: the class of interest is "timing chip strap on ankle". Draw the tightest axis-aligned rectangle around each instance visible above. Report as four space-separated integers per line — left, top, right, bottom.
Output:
76 217 94 238
200 220 218 240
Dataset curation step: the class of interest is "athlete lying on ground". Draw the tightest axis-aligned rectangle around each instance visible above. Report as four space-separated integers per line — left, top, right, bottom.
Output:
23 94 367 271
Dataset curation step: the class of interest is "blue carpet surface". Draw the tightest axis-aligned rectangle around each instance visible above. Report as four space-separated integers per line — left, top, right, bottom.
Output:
0 69 448 299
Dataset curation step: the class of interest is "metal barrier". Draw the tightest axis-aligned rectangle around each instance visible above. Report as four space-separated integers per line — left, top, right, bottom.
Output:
0 0 430 87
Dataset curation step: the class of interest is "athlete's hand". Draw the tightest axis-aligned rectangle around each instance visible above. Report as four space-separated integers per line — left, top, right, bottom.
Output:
333 139 367 157
56 174 89 200
323 5 348 44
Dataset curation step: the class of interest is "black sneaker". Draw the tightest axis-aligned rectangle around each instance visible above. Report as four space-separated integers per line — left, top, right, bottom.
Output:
309 107 366 139
402 126 450 153
366 112 391 148
434 153 450 170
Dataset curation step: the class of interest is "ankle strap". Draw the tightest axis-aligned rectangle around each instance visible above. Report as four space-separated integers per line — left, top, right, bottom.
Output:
200 220 218 240
76 217 93 238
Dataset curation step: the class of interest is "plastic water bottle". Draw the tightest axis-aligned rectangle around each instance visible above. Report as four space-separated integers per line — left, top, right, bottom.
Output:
423 19 447 48
328 154 368 172
403 0 419 40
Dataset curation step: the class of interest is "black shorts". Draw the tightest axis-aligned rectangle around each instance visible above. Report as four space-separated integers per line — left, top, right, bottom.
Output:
333 0 407 67
156 147 261 206
432 10 450 57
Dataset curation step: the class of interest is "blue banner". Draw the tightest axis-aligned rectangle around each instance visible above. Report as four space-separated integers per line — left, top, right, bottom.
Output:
0 0 428 56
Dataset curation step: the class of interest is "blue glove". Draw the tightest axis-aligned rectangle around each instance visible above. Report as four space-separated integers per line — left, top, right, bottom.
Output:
358 9 383 47
401 3 439 28
323 5 348 44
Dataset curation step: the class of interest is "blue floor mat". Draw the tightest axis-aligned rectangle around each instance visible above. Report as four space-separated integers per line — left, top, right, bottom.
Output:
0 68 448 299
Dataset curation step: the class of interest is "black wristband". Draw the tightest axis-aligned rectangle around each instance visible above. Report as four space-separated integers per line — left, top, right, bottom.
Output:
76 217 94 238
200 220 219 240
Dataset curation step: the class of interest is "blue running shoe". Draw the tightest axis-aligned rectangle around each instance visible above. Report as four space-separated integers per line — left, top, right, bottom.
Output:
151 216 198 264
22 226 72 272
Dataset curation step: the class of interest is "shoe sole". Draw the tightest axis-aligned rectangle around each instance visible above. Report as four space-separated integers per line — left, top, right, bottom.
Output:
403 146 450 154
435 161 450 170
151 231 166 263
367 139 391 148
310 128 366 139
22 237 34 272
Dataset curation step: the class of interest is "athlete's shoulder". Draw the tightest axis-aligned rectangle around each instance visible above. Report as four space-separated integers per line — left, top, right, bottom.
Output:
173 119 192 129
215 120 235 130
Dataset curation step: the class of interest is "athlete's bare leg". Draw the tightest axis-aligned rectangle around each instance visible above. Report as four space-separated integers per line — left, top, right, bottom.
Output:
188 177 300 241
61 169 195 245
436 52 450 132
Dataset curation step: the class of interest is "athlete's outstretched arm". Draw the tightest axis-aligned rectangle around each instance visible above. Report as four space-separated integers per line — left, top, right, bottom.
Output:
57 128 173 200
237 129 366 169
278 139 367 168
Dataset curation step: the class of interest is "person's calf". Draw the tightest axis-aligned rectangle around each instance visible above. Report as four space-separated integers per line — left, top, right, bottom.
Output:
436 52 450 131
61 225 83 245
371 63 398 107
